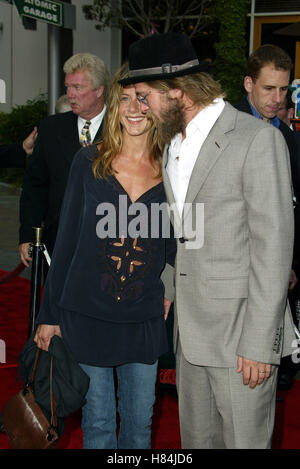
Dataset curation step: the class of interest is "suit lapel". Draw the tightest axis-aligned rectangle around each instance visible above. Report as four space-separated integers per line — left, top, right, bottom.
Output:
57 112 78 142
57 112 104 166
182 103 236 222
163 103 238 229
94 120 103 142
56 112 80 165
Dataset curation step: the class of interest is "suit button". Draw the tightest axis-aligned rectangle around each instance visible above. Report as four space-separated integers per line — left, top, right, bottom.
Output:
179 237 185 243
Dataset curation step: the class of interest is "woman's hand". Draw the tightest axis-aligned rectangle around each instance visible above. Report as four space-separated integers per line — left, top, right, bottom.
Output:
164 298 172 320
34 324 61 352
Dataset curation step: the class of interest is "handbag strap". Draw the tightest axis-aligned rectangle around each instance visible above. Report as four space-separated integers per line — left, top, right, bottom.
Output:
28 348 58 430
49 357 57 429
29 347 42 384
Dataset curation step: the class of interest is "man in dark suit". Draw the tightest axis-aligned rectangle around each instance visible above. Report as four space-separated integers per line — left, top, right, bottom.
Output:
277 89 300 389
19 53 109 267
277 88 300 198
235 44 299 391
235 44 298 206
0 127 37 168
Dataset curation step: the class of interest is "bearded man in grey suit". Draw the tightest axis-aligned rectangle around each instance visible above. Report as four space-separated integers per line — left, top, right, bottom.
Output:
119 33 296 449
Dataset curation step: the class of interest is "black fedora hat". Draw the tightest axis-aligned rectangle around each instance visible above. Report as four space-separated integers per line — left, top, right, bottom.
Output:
119 32 210 86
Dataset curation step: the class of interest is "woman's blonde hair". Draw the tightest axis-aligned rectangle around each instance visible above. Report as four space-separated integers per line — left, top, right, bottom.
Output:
92 63 163 180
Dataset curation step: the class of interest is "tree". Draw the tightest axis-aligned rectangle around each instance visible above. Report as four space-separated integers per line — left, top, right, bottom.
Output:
83 0 250 103
82 0 214 38
213 0 250 104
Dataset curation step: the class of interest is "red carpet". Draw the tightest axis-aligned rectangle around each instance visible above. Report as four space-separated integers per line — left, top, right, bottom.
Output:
0 268 299 449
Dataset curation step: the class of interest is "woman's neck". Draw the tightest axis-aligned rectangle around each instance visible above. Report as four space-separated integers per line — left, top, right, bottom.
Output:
120 132 151 162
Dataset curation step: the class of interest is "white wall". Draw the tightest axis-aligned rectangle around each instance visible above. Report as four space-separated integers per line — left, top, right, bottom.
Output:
12 8 48 106
73 0 121 79
0 0 121 110
0 1 48 110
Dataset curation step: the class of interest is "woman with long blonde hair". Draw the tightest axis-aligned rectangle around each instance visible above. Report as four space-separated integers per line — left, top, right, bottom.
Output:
34 63 175 449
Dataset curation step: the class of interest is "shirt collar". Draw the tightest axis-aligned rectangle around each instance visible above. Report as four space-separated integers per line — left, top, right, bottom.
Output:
168 98 225 159
186 97 225 139
247 96 280 129
78 104 106 127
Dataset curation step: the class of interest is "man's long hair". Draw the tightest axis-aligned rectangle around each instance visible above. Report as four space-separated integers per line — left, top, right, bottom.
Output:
147 72 225 108
92 63 163 180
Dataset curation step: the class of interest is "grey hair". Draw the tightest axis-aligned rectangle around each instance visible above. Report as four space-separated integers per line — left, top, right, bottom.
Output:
63 53 110 101
55 94 71 113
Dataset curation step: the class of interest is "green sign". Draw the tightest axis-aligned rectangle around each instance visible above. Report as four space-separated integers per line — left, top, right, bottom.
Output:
14 0 63 26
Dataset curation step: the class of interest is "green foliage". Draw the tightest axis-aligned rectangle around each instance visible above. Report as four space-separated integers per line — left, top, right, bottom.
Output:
0 94 47 144
213 0 250 104
0 94 47 186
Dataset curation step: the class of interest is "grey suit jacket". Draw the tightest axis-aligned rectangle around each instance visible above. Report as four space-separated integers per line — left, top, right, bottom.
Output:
162 102 295 367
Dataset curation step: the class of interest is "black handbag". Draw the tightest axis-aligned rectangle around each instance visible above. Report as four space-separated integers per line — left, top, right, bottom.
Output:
1 348 59 449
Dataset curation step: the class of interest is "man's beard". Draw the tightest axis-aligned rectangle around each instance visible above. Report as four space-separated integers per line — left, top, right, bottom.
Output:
157 98 185 145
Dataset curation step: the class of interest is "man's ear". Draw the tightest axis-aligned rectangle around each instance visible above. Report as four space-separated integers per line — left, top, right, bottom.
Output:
244 76 253 94
168 88 183 99
96 85 104 98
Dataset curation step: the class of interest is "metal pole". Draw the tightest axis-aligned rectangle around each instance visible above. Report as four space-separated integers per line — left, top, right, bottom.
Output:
249 0 256 55
48 24 61 116
28 227 43 337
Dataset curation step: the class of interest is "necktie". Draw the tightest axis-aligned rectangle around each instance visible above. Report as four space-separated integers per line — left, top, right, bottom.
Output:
80 120 92 146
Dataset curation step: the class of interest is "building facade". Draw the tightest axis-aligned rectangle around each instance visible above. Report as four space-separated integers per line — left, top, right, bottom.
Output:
249 0 300 79
0 0 121 112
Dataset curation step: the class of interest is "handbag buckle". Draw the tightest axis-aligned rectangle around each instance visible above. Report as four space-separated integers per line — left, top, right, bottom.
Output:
47 427 55 442
22 386 29 397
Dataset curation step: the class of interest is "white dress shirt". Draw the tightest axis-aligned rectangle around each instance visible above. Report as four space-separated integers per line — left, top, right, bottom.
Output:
77 104 106 143
166 98 225 217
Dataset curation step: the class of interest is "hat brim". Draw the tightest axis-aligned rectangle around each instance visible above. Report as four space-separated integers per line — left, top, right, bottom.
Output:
118 62 210 86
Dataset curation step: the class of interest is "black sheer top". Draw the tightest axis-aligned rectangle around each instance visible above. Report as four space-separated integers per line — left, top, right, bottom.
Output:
37 146 176 366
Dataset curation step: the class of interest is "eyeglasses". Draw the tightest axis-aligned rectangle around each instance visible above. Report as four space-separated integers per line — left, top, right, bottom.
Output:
136 89 165 106
136 91 152 106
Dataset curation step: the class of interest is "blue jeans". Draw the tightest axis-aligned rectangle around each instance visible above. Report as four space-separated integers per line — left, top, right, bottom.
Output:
79 361 158 449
